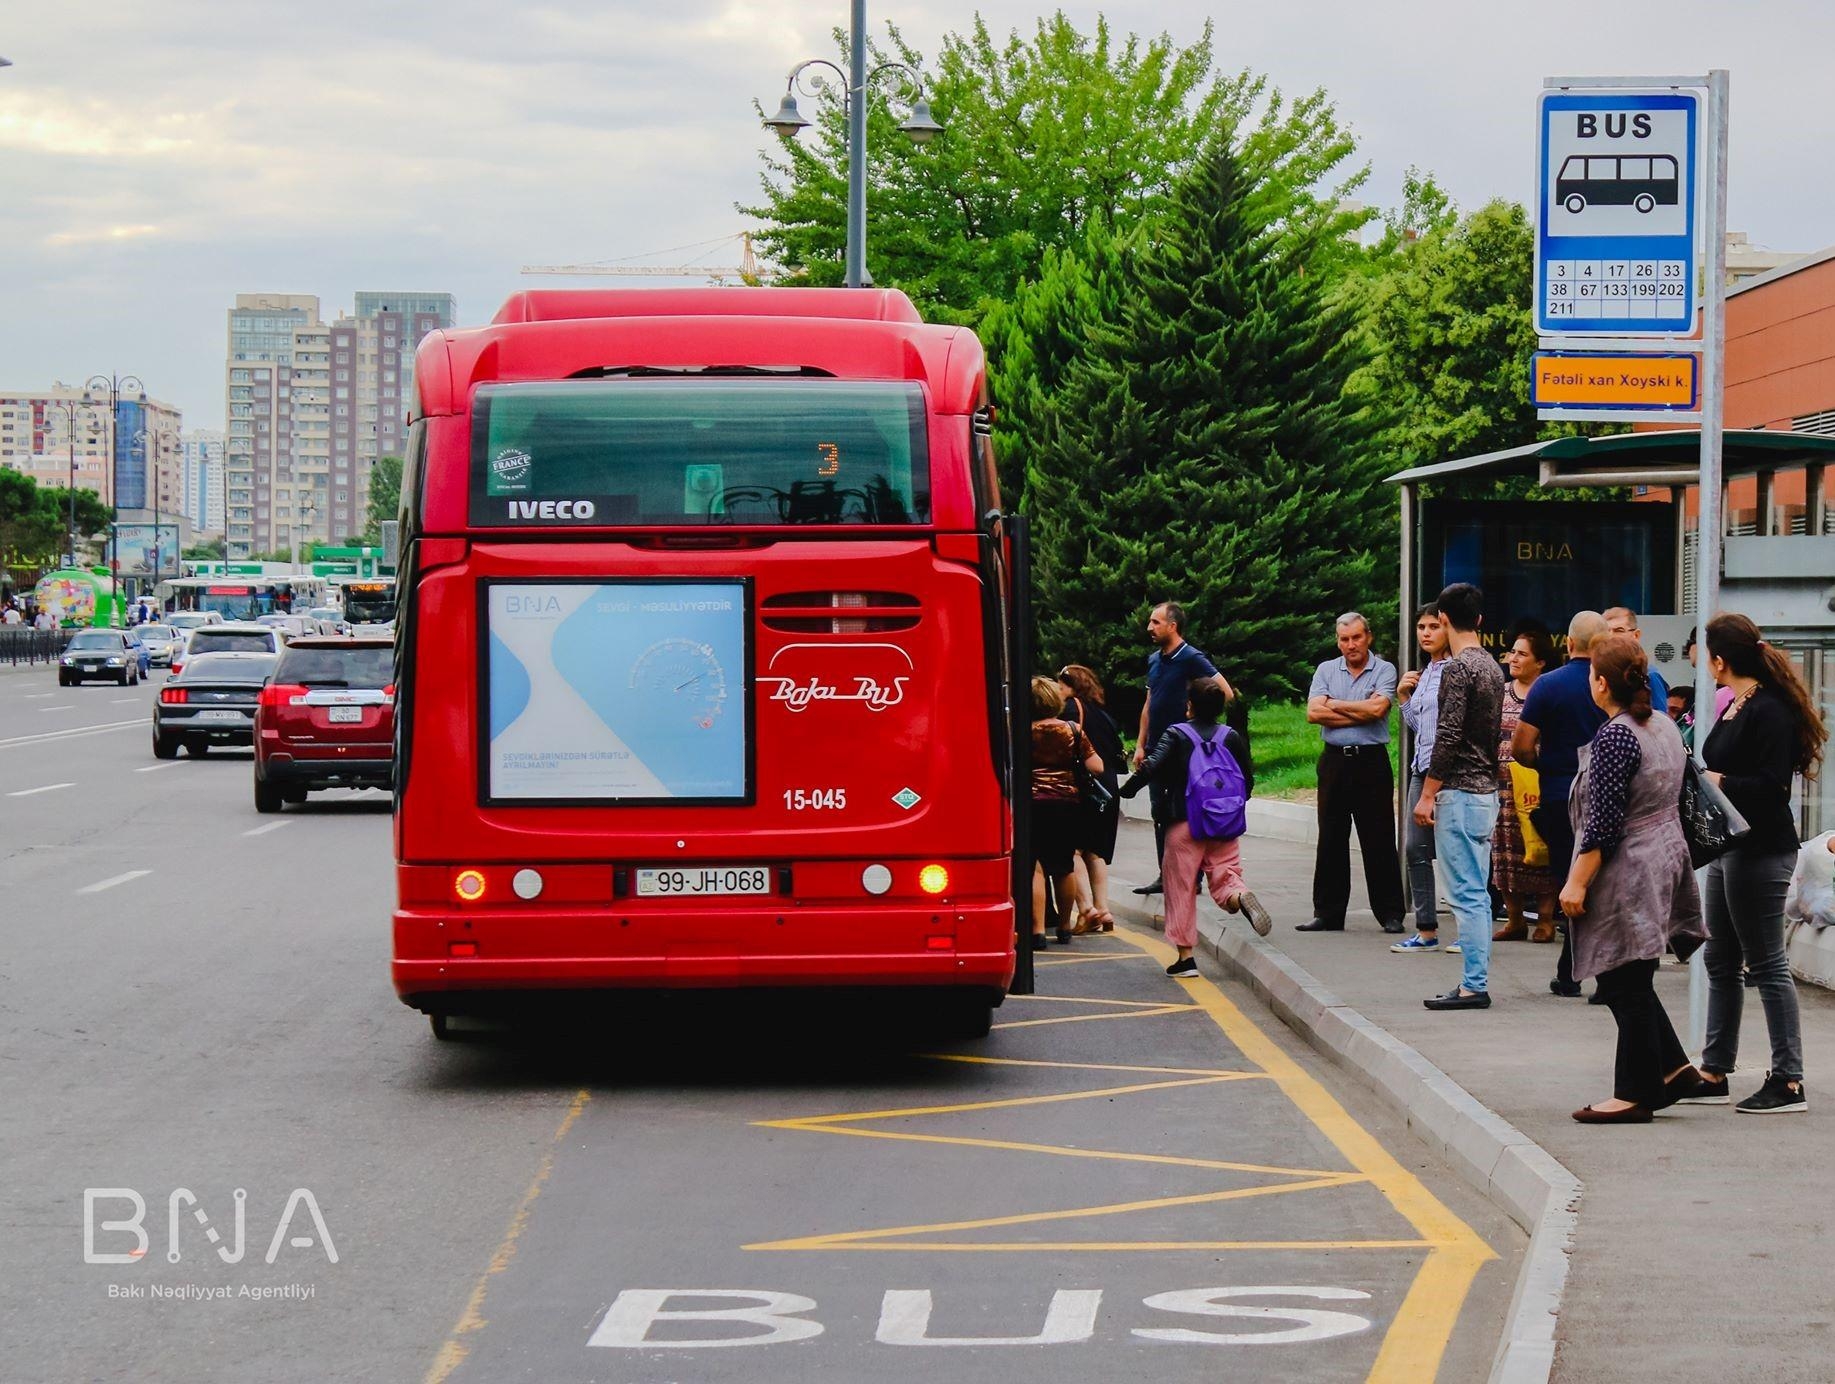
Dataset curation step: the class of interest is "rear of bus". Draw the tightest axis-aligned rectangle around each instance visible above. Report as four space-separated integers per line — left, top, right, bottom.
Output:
391 289 1018 1036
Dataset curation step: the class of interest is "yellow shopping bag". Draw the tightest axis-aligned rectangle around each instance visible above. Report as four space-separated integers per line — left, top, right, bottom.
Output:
1509 761 1549 867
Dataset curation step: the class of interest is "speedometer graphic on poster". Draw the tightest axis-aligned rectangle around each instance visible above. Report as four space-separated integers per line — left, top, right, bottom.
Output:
630 638 729 729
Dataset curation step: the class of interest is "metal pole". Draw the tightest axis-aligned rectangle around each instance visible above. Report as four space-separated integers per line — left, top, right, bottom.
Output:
844 0 868 287
1688 69 1730 1054
66 407 77 567
1397 482 1416 905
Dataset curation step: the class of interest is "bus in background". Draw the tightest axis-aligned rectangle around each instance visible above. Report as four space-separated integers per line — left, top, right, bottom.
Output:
392 287 1023 1039
337 578 397 628
162 575 329 620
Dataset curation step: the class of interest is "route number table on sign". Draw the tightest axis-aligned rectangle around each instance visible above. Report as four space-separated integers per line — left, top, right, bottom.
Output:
1543 258 1689 321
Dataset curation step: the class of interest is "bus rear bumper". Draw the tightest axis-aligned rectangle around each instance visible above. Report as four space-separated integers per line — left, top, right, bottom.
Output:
392 901 1017 1007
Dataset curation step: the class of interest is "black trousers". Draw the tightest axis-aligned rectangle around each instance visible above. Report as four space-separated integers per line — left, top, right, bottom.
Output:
1594 958 1688 1105
1533 801 1577 984
1312 748 1404 926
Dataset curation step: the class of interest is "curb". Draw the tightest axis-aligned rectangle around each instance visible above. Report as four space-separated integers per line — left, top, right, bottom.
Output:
1113 887 1579 1384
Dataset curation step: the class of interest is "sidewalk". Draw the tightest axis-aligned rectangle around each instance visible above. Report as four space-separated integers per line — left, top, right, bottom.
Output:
1107 814 1835 1384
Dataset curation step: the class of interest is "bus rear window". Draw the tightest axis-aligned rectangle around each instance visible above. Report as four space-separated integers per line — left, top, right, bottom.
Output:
470 379 930 528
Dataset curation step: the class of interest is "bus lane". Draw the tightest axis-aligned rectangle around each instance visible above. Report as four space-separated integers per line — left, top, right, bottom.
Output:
422 927 1521 1384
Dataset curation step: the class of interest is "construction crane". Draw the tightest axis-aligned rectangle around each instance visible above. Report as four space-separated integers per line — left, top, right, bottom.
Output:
520 232 774 284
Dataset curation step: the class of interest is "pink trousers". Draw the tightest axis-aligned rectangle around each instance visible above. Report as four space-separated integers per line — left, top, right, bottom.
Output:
1161 822 1246 948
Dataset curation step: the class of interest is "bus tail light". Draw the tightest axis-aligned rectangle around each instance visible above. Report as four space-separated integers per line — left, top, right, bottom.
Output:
449 941 478 957
159 688 187 705
918 864 950 895
453 869 488 902
258 682 307 709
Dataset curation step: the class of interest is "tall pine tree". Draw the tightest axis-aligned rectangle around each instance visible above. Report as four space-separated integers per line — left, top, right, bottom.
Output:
1028 136 1391 702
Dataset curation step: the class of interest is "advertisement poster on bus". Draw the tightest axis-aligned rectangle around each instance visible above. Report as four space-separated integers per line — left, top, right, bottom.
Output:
484 580 749 803
112 523 181 577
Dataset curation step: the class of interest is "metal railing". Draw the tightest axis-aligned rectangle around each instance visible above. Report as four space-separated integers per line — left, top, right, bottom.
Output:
0 628 77 666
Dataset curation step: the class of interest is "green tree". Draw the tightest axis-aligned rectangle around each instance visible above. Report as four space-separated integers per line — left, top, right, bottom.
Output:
363 455 403 543
745 14 1367 321
0 470 112 564
1027 137 1389 701
183 535 227 560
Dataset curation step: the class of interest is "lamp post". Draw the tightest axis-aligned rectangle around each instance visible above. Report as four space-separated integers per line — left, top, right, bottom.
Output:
761 2 942 288
85 373 145 621
45 398 103 567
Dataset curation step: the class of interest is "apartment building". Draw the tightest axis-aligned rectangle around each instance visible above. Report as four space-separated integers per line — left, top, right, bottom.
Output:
226 291 455 555
183 430 226 534
0 384 183 510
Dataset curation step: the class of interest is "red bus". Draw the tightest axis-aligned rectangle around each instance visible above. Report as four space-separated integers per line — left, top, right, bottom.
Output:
391 288 1026 1038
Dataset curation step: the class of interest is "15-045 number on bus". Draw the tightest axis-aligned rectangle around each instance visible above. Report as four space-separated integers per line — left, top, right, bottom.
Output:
783 788 847 811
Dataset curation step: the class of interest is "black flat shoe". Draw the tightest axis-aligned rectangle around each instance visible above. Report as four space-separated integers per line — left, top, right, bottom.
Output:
1131 878 1164 896
1054 928 1074 945
1424 987 1491 1011
1549 979 1583 998
1670 1070 1730 1105
1029 932 1050 951
1572 1102 1653 1124
1295 919 1345 933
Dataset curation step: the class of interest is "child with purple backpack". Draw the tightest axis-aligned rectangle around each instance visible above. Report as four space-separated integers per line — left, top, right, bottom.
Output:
1119 681 1271 976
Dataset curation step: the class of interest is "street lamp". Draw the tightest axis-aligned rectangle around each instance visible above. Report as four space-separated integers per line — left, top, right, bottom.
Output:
761 2 942 288
85 372 145 621
45 398 104 567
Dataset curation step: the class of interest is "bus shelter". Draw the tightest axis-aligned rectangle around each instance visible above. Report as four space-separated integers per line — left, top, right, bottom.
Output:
1388 427 1835 841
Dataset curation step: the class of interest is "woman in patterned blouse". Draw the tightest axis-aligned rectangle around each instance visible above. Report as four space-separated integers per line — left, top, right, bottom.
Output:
1559 635 1708 1124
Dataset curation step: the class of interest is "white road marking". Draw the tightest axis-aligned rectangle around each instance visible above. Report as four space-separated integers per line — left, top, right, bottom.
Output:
7 782 73 798
243 820 292 837
135 763 177 773
0 720 144 750
38 705 74 712
21 692 55 699
111 697 140 704
78 870 151 894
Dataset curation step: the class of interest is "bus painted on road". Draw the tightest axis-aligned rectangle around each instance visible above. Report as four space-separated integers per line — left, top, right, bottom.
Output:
392 288 1022 1037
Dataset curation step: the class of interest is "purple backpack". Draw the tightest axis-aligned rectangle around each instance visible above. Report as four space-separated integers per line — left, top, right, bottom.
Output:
1172 723 1247 841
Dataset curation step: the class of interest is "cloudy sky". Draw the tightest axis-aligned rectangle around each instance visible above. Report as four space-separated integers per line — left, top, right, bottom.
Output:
1 1 1829 431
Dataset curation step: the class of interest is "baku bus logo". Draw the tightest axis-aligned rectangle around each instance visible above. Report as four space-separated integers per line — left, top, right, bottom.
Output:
758 643 912 714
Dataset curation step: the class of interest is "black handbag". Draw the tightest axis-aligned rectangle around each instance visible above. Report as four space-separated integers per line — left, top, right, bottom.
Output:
1679 756 1750 869
1065 701 1117 813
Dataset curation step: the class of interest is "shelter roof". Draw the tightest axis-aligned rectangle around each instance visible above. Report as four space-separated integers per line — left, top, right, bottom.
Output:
1385 429 1835 489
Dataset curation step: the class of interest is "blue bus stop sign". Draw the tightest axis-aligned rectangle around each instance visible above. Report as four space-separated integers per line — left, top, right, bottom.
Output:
1535 90 1700 336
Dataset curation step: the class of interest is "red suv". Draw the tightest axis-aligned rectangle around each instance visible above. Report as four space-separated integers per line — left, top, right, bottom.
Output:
253 637 396 813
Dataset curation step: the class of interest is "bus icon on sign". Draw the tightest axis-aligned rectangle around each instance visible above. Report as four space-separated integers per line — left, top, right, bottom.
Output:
1555 154 1680 215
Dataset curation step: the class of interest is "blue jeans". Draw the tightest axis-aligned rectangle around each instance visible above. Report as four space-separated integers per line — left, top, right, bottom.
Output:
1406 770 1438 932
1434 789 1499 994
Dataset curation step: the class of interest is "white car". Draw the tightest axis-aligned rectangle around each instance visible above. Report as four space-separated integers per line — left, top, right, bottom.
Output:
169 622 282 677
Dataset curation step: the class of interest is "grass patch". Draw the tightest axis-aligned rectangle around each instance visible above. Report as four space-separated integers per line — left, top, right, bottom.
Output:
1247 700 1402 801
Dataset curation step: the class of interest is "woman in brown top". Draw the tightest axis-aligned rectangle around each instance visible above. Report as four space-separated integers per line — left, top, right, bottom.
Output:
1494 627 1560 943
1030 676 1105 948
1559 635 1708 1123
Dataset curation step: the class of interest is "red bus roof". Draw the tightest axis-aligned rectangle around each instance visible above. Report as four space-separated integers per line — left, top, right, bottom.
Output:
415 290 984 419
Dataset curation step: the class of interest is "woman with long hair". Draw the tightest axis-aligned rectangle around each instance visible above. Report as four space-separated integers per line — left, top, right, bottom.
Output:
1028 676 1107 948
1495 625 1560 943
1560 635 1707 1123
1057 664 1125 932
1675 614 1826 1113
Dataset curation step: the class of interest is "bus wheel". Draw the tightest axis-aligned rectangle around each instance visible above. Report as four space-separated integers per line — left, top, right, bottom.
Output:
429 1013 452 1041
152 732 179 760
1564 193 1585 214
253 778 284 814
1634 193 1655 213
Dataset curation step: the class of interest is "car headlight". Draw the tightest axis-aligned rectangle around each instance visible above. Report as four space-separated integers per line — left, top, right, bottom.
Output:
61 656 74 665
106 657 124 665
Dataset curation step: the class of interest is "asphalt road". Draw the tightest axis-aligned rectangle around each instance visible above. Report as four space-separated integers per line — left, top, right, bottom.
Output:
0 664 1521 1383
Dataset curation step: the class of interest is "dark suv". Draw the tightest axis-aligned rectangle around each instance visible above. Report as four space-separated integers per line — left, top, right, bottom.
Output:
253 638 396 812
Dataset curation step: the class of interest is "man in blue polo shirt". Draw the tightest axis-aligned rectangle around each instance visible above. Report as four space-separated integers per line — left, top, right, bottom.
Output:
1131 600 1230 895
1303 612 1405 933
1513 609 1608 997
1603 606 1670 713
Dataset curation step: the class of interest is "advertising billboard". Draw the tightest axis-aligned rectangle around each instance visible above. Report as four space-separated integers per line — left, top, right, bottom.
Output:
112 523 181 577
483 579 750 804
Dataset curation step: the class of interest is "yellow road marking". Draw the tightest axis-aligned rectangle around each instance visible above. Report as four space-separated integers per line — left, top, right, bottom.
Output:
747 1174 1370 1251
1008 992 1195 1007
1110 927 1496 1383
1035 952 1142 966
994 1003 1199 1030
760 1239 1442 1253
423 1089 590 1384
758 1073 1243 1126
922 1052 1252 1078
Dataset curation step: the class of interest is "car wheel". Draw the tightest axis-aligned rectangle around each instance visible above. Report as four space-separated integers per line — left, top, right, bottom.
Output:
118 669 130 686
253 777 284 814
58 672 70 686
187 738 210 757
931 993 995 1041
152 732 179 760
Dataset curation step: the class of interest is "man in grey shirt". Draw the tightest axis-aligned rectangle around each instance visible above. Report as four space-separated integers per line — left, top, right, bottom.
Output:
1416 582 1505 1010
1303 612 1405 933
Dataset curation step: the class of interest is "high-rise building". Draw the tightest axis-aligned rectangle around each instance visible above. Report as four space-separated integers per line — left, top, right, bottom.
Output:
225 293 319 559
327 292 456 539
183 430 226 534
0 384 182 511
